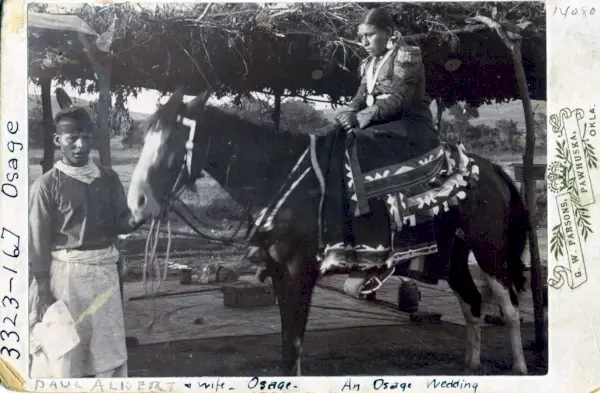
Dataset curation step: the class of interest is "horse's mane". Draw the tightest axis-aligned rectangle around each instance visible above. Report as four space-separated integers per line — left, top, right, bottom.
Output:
138 109 161 136
138 103 319 142
203 105 311 138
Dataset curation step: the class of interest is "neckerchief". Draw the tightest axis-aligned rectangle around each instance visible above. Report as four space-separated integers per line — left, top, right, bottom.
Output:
54 158 101 184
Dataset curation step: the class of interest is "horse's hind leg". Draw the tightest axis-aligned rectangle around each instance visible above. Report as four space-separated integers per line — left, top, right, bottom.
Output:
467 235 528 374
482 273 528 374
465 223 528 373
462 155 528 374
448 235 483 372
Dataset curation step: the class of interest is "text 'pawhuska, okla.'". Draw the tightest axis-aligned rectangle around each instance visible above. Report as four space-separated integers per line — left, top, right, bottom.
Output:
548 107 597 290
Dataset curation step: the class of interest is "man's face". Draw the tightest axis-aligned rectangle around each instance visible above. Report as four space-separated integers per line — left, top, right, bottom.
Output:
53 119 93 167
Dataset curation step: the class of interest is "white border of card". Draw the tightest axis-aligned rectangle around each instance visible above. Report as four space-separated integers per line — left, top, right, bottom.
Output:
2 0 600 392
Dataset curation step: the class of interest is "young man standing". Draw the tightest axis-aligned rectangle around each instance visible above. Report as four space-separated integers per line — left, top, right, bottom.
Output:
29 106 142 378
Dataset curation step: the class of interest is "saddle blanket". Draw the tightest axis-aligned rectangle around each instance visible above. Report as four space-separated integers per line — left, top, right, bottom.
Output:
346 142 480 231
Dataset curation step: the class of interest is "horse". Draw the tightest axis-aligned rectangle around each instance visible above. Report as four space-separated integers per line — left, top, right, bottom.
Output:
126 88 531 376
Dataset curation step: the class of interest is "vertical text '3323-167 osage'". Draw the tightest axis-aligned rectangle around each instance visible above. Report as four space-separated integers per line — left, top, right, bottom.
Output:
1 121 23 361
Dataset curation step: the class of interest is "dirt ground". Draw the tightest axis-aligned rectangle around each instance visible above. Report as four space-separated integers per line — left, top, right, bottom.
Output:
127 322 547 377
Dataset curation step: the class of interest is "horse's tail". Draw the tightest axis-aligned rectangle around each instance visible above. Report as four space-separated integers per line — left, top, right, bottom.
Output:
493 163 529 293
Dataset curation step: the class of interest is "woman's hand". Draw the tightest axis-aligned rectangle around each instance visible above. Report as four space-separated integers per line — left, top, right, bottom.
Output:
335 111 359 132
356 106 378 129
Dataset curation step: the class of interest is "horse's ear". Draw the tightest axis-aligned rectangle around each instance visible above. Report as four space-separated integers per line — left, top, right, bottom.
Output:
183 88 212 118
169 87 185 105
161 87 186 119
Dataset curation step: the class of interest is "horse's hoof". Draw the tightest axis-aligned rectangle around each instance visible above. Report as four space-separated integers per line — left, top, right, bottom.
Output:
343 272 369 299
512 363 528 375
126 336 139 348
465 361 482 374
256 268 271 284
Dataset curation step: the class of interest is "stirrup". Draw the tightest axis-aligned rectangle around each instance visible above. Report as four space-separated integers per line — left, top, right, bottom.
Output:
359 266 396 296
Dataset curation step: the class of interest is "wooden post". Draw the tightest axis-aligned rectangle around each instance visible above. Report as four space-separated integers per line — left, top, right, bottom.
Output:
40 77 56 173
512 43 546 349
272 87 283 131
473 15 546 349
78 33 113 168
96 64 113 167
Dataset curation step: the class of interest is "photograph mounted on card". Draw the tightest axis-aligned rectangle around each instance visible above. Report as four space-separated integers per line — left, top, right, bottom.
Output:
0 1 599 392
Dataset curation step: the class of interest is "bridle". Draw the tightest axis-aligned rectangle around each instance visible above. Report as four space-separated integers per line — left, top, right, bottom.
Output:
168 115 199 197
154 112 252 245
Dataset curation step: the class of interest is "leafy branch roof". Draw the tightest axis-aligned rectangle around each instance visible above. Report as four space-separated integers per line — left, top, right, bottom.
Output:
28 2 546 106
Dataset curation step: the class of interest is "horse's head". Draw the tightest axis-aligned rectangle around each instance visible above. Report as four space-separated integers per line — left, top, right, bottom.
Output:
127 88 212 222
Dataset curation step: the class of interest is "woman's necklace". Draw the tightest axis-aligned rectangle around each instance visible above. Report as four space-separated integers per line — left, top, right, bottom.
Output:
365 49 394 107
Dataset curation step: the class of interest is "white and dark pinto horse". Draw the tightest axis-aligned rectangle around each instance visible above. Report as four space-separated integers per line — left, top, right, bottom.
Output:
127 89 531 375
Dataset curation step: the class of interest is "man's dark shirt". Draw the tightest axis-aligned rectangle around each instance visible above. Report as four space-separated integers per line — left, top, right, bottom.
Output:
29 165 135 275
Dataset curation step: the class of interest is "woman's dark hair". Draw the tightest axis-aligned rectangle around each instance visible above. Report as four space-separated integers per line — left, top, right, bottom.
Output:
360 7 395 31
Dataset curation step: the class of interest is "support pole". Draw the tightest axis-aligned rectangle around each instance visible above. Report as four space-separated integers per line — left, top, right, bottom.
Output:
40 77 55 173
79 33 114 168
472 14 546 349
512 43 546 350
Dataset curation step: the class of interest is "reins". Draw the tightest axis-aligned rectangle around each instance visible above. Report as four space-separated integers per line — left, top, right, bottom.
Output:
170 195 249 246
142 204 172 332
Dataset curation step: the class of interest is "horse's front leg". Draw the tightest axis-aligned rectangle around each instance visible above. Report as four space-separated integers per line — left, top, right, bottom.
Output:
266 244 319 376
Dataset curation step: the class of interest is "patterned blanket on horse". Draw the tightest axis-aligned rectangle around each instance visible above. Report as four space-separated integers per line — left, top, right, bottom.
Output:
346 142 480 232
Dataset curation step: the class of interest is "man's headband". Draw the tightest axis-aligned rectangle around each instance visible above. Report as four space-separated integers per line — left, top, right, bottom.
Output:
55 118 93 134
54 107 93 134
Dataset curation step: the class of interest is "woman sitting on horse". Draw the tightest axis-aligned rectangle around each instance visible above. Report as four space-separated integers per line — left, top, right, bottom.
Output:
322 7 442 292
336 7 438 149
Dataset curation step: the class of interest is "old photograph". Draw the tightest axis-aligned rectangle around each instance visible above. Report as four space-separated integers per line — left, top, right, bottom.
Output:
22 0 551 382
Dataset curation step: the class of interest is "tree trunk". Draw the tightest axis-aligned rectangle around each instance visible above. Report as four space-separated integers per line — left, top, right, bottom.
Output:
272 88 282 131
78 33 113 168
40 77 55 173
511 43 546 349
95 63 113 168
470 14 546 349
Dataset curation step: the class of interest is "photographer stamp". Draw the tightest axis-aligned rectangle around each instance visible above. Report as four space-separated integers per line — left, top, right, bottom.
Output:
548 107 597 289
